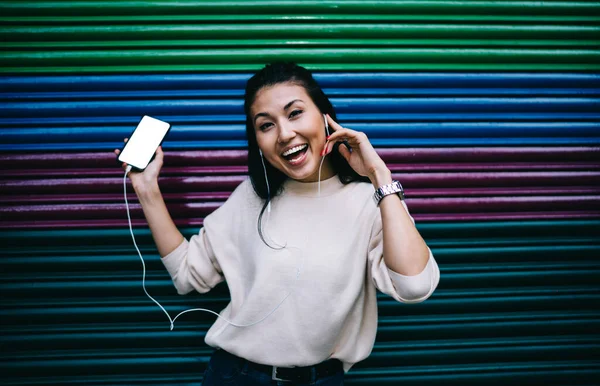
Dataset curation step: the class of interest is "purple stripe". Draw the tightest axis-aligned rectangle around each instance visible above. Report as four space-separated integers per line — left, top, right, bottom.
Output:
0 176 247 194
2 196 599 221
1 187 599 204
1 147 599 228
3 211 600 229
3 162 600 178
0 166 249 178
390 172 600 187
1 147 599 170
0 193 231 203
2 172 598 195
378 147 600 162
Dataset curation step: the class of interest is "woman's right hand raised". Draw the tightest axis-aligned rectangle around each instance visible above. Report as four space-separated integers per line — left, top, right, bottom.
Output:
114 138 164 191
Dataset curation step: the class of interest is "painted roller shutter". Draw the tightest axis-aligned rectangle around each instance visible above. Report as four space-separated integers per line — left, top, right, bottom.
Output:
1 1 599 385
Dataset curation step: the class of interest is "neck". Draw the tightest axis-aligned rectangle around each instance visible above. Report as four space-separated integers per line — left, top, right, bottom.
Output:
296 157 335 183
284 173 342 197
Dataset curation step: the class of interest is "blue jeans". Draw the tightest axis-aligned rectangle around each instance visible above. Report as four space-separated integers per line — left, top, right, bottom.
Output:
201 349 345 386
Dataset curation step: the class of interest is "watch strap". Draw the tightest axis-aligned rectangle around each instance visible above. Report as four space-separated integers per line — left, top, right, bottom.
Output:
373 180 405 205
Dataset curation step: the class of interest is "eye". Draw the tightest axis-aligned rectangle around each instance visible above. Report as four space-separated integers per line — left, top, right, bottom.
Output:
259 122 273 131
289 109 303 118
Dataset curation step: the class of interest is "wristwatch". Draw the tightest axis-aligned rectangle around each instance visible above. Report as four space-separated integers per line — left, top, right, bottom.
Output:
373 180 405 205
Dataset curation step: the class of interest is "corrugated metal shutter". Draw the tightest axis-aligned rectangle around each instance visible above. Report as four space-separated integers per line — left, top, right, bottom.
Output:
1 1 599 385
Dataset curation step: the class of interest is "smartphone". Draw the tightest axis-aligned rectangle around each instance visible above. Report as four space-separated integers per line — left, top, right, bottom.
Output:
118 115 171 171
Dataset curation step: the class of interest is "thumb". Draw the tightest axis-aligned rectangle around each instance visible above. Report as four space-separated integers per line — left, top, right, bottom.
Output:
338 143 351 162
155 145 164 161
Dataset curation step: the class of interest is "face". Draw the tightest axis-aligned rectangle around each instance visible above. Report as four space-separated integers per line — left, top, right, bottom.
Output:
251 82 335 183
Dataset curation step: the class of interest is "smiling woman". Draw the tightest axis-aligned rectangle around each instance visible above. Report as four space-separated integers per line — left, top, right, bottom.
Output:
118 62 440 386
252 86 335 182
243 63 372 249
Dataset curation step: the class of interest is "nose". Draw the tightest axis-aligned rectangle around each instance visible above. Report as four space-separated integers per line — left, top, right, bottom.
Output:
277 121 296 144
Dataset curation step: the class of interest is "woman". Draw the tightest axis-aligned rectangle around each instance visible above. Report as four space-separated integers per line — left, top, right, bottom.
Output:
115 62 440 385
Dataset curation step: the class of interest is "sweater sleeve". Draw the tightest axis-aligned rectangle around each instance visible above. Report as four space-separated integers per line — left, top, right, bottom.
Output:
367 200 440 304
161 227 224 295
160 179 249 295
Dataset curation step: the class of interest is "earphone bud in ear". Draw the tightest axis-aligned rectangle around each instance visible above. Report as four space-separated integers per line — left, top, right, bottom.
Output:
323 114 330 137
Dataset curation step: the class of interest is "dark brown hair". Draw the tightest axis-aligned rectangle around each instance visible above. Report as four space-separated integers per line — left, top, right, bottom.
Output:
244 62 370 247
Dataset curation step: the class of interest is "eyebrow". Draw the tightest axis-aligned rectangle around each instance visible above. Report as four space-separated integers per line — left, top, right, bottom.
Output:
253 99 304 125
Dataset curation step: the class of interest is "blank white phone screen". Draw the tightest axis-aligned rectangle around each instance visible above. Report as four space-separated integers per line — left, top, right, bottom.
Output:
119 116 170 169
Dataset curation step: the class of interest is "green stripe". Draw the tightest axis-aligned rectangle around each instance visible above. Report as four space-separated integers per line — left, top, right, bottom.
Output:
4 39 599 49
2 15 600 23
3 25 597 40
3 2 595 73
4 64 599 73
2 220 598 242
2 49 599 70
1 1 599 16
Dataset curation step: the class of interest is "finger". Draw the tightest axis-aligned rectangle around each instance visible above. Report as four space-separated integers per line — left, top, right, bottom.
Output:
327 128 353 143
325 138 352 156
326 114 344 132
338 142 351 161
154 145 164 162
325 130 359 154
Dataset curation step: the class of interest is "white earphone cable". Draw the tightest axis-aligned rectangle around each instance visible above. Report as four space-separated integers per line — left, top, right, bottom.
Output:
259 150 272 213
123 166 301 330
318 114 330 197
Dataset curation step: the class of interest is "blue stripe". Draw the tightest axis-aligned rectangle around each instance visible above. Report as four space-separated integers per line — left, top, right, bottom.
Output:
2 73 599 91
2 138 599 152
2 122 599 143
2 72 598 151
2 113 600 126
5 88 600 100
2 98 599 118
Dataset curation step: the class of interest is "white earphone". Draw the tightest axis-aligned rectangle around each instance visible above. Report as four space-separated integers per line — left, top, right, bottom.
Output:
123 114 334 330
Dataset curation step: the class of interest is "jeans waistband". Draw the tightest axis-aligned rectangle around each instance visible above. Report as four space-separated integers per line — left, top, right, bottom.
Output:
217 349 343 383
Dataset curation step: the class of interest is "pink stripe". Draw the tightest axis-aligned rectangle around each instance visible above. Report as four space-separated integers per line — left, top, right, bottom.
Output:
2 196 598 221
2 211 599 229
3 162 599 178
1 147 599 170
2 172 599 195
1 187 598 204
0 193 231 203
1 147 599 228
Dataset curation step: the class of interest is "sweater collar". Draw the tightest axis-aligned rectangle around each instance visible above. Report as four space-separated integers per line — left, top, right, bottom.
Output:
283 174 344 197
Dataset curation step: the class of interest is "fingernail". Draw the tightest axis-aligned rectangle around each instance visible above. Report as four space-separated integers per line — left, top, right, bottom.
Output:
326 135 330 140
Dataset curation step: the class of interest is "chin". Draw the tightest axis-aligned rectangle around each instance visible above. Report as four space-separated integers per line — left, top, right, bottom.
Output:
284 168 316 182
293 167 323 183
278 149 320 181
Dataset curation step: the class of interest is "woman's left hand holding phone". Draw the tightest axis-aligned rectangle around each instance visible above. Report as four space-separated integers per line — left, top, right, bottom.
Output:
114 138 185 259
114 138 164 193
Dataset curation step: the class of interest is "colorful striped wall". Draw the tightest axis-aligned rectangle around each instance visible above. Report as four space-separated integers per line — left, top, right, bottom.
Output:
2 1 599 385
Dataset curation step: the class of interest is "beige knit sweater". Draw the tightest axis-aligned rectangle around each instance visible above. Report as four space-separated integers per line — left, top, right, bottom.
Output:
161 174 440 372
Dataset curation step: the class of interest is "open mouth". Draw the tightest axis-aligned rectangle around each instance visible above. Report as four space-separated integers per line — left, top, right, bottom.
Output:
281 144 309 165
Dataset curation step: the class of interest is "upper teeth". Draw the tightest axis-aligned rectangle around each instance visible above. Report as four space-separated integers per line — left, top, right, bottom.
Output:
282 144 308 157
